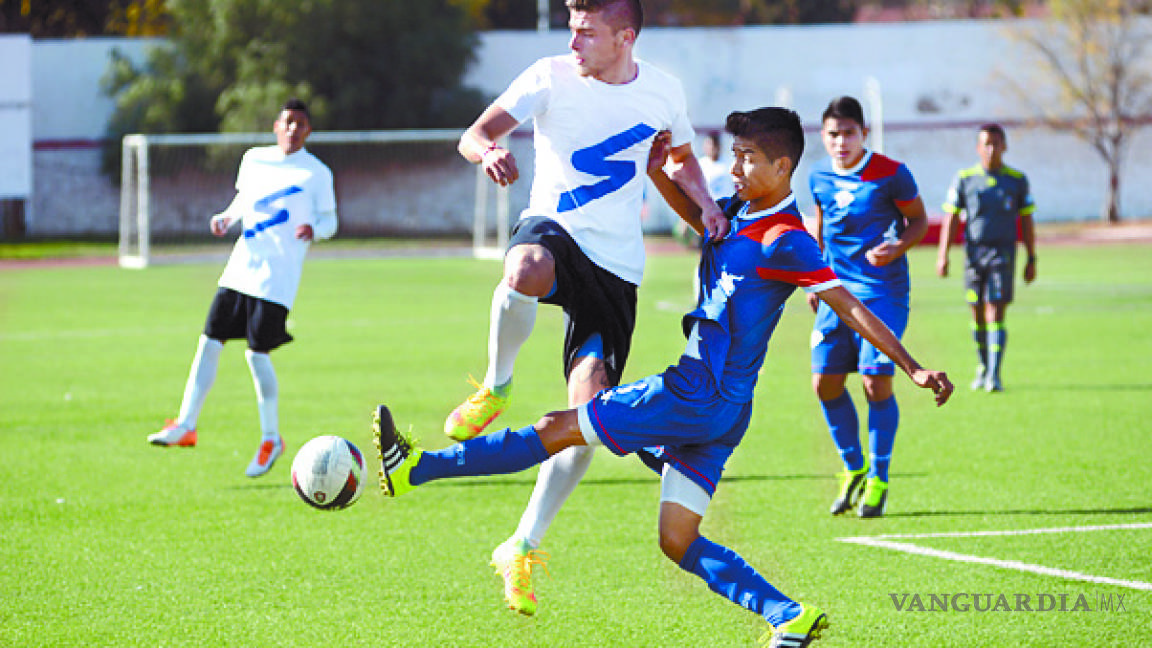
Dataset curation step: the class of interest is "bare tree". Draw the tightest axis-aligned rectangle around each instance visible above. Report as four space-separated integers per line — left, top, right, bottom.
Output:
1007 0 1152 223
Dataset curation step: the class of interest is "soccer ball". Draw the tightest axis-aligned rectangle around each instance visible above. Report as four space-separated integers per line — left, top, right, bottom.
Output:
290 435 366 510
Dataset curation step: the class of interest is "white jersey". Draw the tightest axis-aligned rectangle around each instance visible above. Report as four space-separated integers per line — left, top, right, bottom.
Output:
496 55 694 285
217 146 336 309
699 155 735 201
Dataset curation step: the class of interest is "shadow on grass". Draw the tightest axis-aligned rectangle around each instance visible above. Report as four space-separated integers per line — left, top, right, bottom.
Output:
229 482 294 490
405 471 930 489
885 506 1152 518
228 471 930 491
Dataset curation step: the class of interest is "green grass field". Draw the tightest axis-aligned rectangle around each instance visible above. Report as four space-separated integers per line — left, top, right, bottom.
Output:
2 241 1150 647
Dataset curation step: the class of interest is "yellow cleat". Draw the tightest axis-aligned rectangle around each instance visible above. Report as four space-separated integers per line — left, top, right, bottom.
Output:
760 604 829 648
829 466 867 515
444 378 511 441
858 476 889 518
372 405 421 497
490 539 549 616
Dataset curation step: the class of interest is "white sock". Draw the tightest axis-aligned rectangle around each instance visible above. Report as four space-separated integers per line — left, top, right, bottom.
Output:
513 445 596 547
176 335 223 429
245 349 279 441
482 282 537 389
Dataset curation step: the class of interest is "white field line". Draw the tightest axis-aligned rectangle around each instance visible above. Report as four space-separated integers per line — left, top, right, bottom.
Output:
837 523 1152 591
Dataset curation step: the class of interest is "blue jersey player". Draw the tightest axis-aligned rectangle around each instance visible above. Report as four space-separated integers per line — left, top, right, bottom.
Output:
370 107 953 647
807 96 929 519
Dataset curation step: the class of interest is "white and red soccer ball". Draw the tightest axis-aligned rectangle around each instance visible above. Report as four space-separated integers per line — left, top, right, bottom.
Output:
290 435 365 510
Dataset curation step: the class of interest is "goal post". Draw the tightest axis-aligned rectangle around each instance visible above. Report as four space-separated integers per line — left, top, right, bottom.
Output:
118 134 148 269
863 76 884 154
118 129 518 268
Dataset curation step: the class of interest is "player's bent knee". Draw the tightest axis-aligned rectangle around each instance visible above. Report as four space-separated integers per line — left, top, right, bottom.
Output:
657 519 701 564
658 532 692 563
813 374 847 401
862 375 894 401
657 481 708 563
504 245 555 297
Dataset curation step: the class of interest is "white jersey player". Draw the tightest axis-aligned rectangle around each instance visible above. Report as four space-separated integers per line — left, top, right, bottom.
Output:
149 99 337 478
441 0 727 617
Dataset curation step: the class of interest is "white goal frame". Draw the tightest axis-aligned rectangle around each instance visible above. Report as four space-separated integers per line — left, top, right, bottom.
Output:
118 129 512 268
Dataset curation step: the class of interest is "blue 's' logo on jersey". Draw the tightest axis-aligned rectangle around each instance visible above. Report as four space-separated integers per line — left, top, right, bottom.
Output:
558 123 657 213
244 185 303 239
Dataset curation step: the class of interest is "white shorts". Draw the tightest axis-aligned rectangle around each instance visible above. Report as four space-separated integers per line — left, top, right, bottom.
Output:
660 463 712 516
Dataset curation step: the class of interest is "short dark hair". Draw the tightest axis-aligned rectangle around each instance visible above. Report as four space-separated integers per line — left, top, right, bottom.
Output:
979 122 1006 143
566 0 643 35
281 98 310 121
821 96 866 129
725 107 805 174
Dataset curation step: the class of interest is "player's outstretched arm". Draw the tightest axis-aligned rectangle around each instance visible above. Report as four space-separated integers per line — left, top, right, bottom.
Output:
819 285 954 406
459 105 521 187
646 131 707 236
806 205 826 313
667 144 729 240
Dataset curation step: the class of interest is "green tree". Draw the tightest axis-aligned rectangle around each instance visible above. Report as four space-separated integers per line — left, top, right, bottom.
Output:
0 0 110 35
1006 0 1152 222
106 0 169 36
0 0 168 36
103 0 485 143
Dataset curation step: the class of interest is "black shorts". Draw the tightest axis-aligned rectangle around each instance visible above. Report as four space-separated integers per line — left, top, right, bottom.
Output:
203 288 293 352
508 216 638 387
964 243 1016 305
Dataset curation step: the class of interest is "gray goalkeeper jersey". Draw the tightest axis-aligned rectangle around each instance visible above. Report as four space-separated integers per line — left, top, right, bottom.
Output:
942 163 1034 246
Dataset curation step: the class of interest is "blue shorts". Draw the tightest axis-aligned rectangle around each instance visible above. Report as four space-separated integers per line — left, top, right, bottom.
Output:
578 357 753 497
811 294 908 376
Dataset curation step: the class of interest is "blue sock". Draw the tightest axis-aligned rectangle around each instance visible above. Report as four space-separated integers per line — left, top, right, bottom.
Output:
867 396 899 482
409 425 549 486
679 536 801 626
820 391 863 471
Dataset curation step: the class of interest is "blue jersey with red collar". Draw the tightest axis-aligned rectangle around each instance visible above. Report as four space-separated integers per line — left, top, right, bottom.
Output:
683 196 839 403
808 151 918 299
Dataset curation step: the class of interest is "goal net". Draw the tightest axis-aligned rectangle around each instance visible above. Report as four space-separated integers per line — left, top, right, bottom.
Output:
118 129 531 268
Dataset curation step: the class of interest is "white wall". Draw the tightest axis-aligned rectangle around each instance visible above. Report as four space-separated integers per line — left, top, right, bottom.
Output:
23 21 1152 235
31 38 159 142
471 21 1030 131
469 20 1152 223
33 23 1032 142
28 38 159 234
0 34 33 200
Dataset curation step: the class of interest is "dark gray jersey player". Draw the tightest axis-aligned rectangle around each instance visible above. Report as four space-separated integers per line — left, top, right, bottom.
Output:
944 163 1034 247
937 123 1037 392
